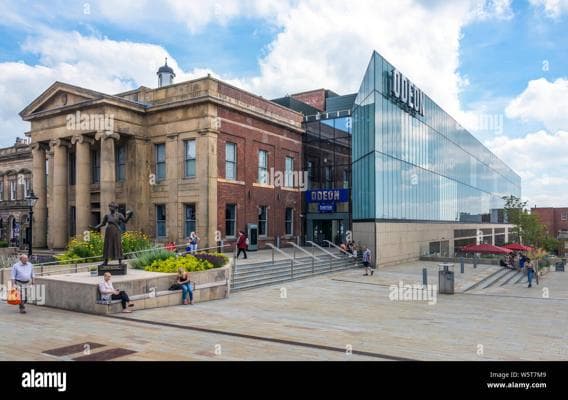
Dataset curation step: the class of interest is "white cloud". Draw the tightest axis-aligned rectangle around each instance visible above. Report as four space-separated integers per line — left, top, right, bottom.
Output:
486 130 568 207
505 78 568 132
529 0 568 18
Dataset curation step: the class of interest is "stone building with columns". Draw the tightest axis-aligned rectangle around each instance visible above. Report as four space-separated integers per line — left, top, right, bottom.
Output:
20 63 304 250
0 137 33 247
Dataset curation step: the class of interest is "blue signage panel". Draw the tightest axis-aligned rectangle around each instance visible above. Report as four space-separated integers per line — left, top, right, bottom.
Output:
306 189 349 203
318 203 336 213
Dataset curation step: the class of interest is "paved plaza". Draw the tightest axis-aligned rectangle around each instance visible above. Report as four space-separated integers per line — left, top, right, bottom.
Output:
1 261 567 361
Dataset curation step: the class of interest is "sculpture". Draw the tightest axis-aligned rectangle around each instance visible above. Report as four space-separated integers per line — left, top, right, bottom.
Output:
90 202 133 267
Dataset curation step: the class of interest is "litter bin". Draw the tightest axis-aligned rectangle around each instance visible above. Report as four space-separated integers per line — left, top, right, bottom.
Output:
438 263 454 294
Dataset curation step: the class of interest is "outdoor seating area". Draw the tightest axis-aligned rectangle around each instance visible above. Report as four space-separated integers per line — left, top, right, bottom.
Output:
34 265 231 314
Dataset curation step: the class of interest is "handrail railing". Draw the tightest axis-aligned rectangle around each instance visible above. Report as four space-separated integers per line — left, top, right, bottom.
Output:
306 241 340 259
0 243 231 274
287 241 321 261
265 243 294 261
323 240 355 257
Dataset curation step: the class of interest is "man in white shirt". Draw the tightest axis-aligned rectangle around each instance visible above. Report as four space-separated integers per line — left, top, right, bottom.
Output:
11 254 34 314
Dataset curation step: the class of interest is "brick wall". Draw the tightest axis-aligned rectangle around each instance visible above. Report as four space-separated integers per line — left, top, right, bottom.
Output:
217 106 303 249
292 89 326 111
532 207 568 236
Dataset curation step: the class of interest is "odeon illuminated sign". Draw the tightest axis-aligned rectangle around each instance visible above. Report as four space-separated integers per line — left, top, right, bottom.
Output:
391 69 425 116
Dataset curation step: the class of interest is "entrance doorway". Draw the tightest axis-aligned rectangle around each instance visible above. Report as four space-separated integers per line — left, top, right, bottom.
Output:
313 220 332 246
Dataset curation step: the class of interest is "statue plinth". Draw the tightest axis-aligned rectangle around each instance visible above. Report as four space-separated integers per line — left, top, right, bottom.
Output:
97 263 127 276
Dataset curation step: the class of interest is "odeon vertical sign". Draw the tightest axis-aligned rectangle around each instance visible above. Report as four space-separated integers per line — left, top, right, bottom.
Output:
391 69 425 116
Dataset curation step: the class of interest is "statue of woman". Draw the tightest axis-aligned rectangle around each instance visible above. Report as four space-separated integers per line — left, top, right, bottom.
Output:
90 202 133 267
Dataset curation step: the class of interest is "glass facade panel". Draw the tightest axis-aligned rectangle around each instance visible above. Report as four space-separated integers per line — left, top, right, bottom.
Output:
353 51 521 222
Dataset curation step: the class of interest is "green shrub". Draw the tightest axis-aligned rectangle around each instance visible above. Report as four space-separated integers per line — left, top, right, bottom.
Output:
0 240 9 248
55 230 153 264
130 248 174 269
144 254 214 273
193 252 229 268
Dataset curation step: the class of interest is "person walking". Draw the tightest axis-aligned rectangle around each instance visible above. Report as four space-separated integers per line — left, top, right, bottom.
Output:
236 230 248 259
362 246 373 276
11 254 34 314
526 259 535 288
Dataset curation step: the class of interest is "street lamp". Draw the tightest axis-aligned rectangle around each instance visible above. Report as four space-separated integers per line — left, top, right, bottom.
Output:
25 190 38 257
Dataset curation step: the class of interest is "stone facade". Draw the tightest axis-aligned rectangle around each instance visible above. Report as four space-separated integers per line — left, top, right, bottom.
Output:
20 77 304 251
0 138 33 248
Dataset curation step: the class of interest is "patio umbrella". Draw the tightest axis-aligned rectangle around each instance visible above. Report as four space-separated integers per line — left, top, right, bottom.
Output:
461 243 513 254
502 243 533 252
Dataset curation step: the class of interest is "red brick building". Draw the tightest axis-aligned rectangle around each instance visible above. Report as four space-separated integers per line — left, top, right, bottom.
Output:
531 207 568 237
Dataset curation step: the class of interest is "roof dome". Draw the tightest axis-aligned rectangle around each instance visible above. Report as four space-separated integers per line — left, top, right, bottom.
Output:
157 58 175 76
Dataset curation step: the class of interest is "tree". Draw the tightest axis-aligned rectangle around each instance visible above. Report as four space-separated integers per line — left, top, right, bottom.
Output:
502 195 549 248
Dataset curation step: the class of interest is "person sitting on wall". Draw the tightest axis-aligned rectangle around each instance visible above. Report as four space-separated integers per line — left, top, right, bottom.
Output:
177 267 193 305
499 258 508 267
98 272 134 313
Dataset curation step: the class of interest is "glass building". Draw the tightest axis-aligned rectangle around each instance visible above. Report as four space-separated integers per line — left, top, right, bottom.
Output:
352 51 521 264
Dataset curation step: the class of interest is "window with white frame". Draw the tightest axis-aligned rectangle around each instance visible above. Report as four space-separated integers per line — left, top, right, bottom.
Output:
258 205 268 236
285 157 294 187
184 140 196 177
225 204 237 237
258 150 268 184
155 143 166 181
225 142 237 180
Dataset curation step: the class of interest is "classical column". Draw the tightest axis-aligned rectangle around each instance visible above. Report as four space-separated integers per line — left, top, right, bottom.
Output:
50 138 71 249
46 147 54 248
96 131 119 224
71 135 94 236
166 134 179 241
31 143 47 248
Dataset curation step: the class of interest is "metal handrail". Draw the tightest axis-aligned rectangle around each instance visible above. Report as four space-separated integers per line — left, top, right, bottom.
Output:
323 240 355 257
24 243 229 267
265 243 294 261
306 241 340 259
286 241 321 261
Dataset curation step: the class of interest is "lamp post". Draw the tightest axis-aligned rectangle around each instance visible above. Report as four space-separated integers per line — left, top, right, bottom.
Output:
25 190 38 257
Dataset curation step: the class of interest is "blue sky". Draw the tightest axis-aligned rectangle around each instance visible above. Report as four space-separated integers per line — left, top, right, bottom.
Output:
0 0 566 206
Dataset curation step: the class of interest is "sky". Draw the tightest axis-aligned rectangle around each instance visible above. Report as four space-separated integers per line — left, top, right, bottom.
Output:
0 0 566 207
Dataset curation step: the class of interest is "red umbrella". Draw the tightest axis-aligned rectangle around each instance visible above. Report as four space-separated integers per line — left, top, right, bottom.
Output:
461 243 513 254
503 243 533 252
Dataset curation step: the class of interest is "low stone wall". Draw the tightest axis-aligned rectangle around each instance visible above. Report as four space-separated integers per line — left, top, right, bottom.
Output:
419 256 501 266
34 265 231 314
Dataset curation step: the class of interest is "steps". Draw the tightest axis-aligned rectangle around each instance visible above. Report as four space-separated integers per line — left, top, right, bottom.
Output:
231 255 358 291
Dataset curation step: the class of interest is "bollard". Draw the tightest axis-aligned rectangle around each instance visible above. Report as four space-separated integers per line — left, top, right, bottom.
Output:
422 268 427 285
473 256 478 269
460 257 464 274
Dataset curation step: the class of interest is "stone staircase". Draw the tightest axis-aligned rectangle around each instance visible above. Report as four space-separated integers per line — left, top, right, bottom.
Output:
463 267 527 294
231 254 358 292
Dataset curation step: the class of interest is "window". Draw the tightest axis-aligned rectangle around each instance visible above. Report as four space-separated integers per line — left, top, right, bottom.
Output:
258 150 268 184
561 212 568 221
285 208 293 236
225 142 237 180
156 205 166 238
343 169 349 189
285 157 294 187
307 161 313 190
70 206 76 237
184 140 196 177
91 150 100 183
258 206 268 236
24 177 31 197
155 144 166 181
324 166 333 189
0 181 3 201
225 204 236 237
184 204 196 238
116 144 126 182
10 180 17 200
69 153 76 185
